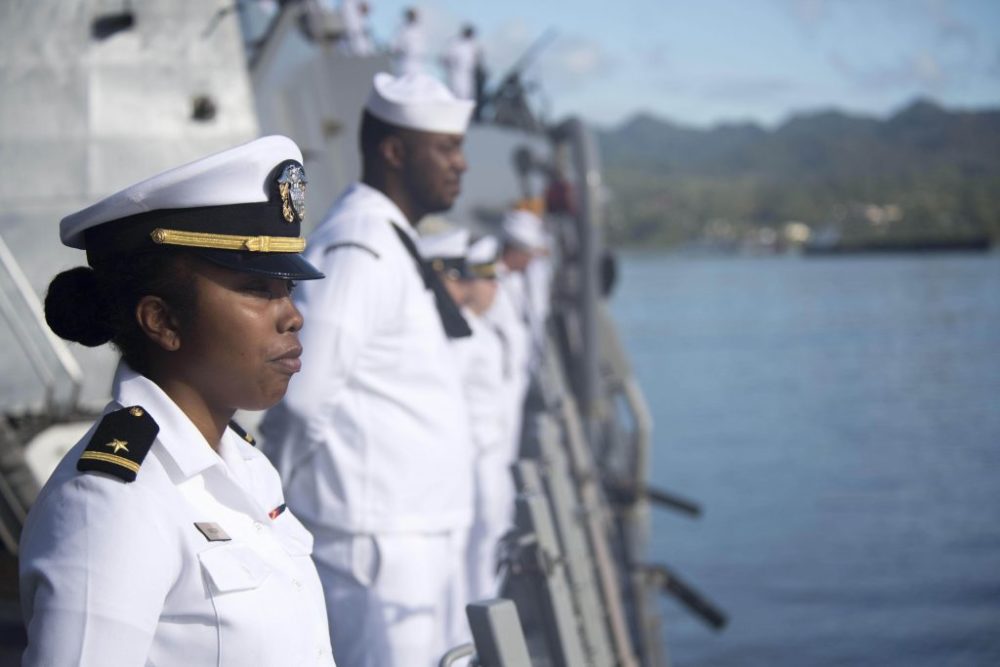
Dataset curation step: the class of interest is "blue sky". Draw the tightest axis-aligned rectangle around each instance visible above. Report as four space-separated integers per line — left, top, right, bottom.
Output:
363 0 1000 128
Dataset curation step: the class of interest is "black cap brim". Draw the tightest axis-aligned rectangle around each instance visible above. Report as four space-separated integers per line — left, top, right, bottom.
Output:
192 248 324 280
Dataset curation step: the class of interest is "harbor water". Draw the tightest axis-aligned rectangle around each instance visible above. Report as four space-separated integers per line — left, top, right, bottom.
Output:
611 252 1000 666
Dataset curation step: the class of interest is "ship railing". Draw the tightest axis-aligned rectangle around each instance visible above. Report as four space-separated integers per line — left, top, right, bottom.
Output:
463 116 725 667
0 233 87 555
0 234 83 414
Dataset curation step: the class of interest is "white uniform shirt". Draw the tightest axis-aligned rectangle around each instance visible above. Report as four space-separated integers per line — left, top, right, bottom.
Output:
484 266 531 463
260 182 472 534
19 363 335 667
454 313 517 601
454 313 507 461
443 36 480 100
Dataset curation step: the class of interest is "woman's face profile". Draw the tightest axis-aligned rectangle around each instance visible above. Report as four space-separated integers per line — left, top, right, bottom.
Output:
175 260 304 413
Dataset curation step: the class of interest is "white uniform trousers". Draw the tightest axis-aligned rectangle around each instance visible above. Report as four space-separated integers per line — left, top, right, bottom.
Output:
466 446 517 603
315 528 470 667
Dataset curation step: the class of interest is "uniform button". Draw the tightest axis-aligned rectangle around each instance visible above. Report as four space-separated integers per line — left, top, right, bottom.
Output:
293 578 302 589
253 521 263 533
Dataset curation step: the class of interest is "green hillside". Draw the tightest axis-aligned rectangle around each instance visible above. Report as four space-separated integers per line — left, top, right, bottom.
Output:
596 99 1000 249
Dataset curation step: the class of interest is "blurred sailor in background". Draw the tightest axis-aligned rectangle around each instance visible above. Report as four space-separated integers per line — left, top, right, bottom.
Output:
391 6 426 76
415 226 477 642
500 208 552 370
418 229 515 602
442 24 482 101
260 72 475 667
417 225 473 320
20 137 335 666
482 209 548 465
339 0 373 56
459 235 519 602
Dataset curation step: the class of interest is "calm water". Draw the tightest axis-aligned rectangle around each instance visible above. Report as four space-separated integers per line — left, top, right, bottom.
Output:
3 250 998 665
610 252 1000 666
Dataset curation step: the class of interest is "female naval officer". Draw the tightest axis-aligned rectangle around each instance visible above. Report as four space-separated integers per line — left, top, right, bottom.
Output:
18 136 337 666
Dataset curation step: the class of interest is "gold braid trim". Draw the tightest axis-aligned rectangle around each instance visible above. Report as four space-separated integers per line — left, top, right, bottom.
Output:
150 228 306 253
79 451 141 474
469 263 498 279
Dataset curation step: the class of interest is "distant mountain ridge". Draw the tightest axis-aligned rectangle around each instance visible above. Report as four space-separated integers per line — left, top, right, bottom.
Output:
595 99 1000 247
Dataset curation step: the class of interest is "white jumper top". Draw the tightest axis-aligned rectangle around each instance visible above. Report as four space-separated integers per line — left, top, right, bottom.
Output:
260 182 473 535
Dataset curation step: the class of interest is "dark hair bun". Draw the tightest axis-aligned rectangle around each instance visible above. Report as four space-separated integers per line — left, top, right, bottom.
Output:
45 267 114 346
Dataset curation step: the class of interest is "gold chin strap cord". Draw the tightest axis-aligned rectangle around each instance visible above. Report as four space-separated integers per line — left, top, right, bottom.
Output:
150 228 306 253
469 263 498 279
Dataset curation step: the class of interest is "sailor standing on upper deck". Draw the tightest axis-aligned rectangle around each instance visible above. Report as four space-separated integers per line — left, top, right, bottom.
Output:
442 24 482 101
391 7 427 76
339 0 374 56
259 72 475 667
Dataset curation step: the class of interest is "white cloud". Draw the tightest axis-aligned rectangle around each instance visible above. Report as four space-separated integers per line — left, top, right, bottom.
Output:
698 76 800 101
479 21 614 94
540 36 615 88
783 0 830 31
912 51 943 85
830 49 949 90
926 0 978 51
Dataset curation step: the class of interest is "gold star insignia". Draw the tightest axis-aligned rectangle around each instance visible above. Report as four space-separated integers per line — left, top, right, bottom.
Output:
105 439 129 454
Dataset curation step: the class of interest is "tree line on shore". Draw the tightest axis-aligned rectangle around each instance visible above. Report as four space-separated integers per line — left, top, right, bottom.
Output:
596 98 1000 249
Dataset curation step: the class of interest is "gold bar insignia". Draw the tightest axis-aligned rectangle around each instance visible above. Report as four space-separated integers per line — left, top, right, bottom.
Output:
79 451 141 474
150 228 306 253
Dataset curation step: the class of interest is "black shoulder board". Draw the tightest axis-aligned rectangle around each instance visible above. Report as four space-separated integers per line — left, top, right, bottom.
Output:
228 420 256 446
77 406 159 483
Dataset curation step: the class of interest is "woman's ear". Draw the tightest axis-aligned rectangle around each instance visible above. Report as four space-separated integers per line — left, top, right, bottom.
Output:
135 295 182 352
379 135 407 170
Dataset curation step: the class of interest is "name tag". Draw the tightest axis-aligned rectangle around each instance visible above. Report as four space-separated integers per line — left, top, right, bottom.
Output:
194 522 232 542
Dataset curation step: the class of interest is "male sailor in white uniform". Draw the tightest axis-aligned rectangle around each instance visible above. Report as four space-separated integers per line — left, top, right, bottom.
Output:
442 24 481 101
418 230 513 603
339 0 373 56
391 7 426 76
483 210 548 465
463 236 518 601
500 208 551 372
260 73 475 667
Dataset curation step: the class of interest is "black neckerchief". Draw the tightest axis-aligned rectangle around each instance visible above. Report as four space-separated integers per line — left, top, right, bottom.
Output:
390 222 472 339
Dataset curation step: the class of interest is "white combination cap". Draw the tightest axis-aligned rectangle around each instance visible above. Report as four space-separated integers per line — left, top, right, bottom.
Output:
501 209 547 251
418 226 469 260
365 72 474 135
467 235 499 265
466 235 500 279
58 135 323 280
418 226 472 278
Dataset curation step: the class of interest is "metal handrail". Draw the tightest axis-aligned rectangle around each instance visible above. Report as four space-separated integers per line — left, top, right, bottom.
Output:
0 234 83 411
439 642 475 667
552 117 604 446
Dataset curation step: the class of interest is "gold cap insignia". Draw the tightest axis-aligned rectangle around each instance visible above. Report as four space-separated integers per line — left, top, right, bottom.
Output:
277 163 307 224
